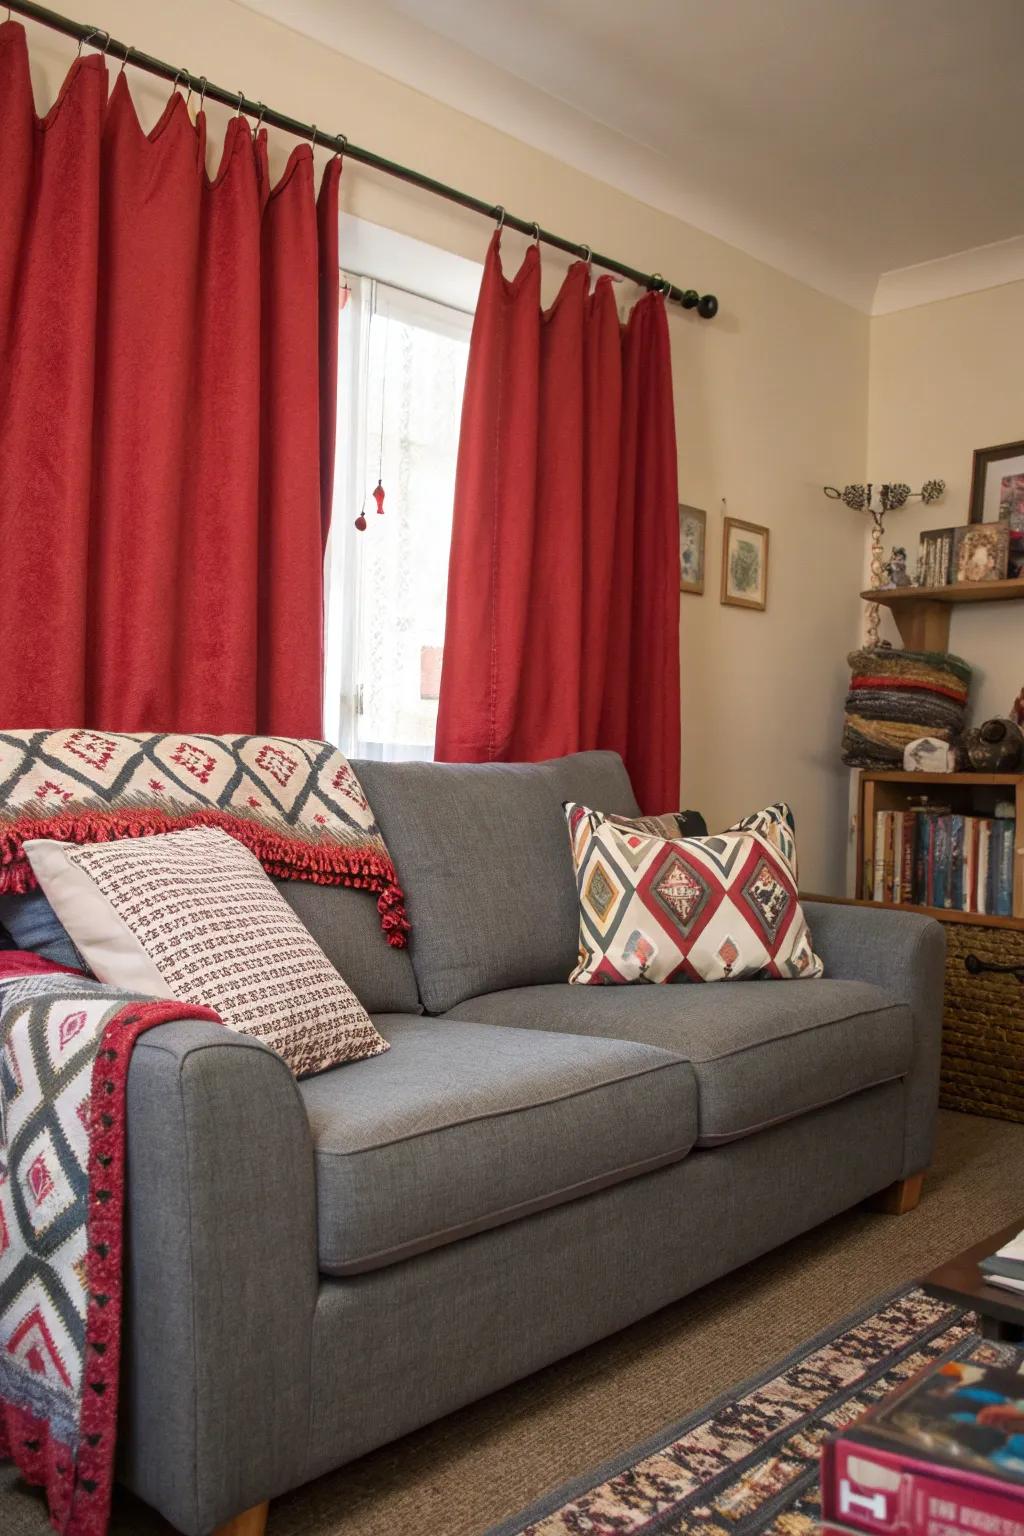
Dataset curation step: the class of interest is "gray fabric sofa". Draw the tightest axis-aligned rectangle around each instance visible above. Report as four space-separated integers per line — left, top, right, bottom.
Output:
117 751 945 1535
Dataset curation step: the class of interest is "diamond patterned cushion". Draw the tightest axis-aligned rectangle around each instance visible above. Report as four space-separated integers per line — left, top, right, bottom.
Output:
24 826 390 1077
565 802 823 984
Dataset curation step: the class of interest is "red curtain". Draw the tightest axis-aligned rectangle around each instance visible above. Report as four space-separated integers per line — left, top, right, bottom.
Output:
435 232 681 811
0 21 339 736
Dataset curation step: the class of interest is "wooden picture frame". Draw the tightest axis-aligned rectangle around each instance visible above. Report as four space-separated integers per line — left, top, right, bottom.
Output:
678 504 706 595
720 517 768 610
968 439 1024 524
952 521 1010 584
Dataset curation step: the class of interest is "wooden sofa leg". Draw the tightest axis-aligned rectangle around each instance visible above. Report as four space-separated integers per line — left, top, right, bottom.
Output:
869 1173 924 1214
213 1502 269 1536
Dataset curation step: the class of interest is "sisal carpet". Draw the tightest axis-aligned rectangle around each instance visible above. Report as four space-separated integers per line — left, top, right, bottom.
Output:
3 1109 1024 1536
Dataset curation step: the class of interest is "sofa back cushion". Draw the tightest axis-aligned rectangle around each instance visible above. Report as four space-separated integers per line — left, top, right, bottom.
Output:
274 879 421 1016
354 751 640 1014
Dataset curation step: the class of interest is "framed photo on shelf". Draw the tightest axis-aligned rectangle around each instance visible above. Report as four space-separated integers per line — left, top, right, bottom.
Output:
720 517 768 610
678 504 706 595
952 521 1009 585
968 439 1024 524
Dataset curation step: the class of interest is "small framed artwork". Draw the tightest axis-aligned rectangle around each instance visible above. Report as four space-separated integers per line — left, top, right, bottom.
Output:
678 504 706 594
721 517 768 610
952 521 1009 585
968 440 1024 524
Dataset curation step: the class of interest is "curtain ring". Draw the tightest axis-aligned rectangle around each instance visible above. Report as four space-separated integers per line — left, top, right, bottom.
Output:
234 88 245 117
494 205 505 231
254 102 267 132
77 28 110 56
662 277 673 298
334 132 348 159
309 123 319 150
531 222 541 245
118 44 135 76
187 75 208 112
169 65 189 95
578 243 592 269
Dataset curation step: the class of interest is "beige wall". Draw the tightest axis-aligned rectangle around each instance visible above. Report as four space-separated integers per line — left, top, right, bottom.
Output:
868 283 1024 724
22 0 870 893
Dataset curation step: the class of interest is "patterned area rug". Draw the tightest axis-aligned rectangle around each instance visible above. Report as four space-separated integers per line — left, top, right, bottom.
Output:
489 1285 1015 1536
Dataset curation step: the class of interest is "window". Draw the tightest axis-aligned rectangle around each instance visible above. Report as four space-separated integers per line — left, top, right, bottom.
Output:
324 225 476 761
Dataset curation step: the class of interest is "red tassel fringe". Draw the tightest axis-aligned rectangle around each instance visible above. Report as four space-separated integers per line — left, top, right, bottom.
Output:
0 809 410 947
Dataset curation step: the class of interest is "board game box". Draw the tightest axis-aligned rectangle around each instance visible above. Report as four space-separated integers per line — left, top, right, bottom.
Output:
821 1356 1024 1536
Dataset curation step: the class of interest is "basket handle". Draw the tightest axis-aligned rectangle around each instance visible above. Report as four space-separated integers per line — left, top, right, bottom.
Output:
965 953 1024 984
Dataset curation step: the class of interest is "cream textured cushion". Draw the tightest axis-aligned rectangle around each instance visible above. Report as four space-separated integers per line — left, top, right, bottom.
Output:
24 825 389 1077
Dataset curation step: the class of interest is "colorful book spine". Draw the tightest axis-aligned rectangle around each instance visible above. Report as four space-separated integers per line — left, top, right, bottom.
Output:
899 815 916 904
977 820 991 916
932 815 950 910
965 816 979 913
884 813 898 904
949 813 965 911
873 811 888 903
913 816 930 907
995 818 1016 917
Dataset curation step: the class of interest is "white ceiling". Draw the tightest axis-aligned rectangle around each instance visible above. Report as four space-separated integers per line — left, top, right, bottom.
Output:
239 0 1024 312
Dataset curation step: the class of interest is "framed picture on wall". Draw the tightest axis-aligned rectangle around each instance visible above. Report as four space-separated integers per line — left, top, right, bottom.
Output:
678 504 706 594
968 439 1024 524
720 517 768 610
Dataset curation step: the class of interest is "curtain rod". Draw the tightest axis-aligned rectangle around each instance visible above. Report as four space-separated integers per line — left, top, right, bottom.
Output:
8 0 719 320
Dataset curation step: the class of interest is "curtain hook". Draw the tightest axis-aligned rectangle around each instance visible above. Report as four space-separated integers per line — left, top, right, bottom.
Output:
254 102 267 132
169 65 189 95
334 131 348 160
578 243 592 271
77 27 110 57
309 123 319 151
494 205 505 231
662 277 673 299
531 222 541 246
234 88 245 117
118 44 135 76
186 75 208 111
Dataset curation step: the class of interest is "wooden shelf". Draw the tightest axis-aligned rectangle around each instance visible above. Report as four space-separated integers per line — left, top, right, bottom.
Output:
862 770 1024 787
859 577 1024 649
857 770 1024 924
810 893 1024 933
863 578 1024 607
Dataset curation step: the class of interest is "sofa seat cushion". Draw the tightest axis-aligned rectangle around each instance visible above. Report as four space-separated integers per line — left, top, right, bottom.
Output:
444 981 912 1146
299 1015 697 1275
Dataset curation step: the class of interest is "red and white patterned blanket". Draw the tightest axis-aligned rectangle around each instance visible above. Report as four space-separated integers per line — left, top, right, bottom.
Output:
0 953 222 1534
0 730 408 946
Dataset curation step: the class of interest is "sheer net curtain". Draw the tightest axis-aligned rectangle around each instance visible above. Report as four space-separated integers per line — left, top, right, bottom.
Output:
324 275 471 761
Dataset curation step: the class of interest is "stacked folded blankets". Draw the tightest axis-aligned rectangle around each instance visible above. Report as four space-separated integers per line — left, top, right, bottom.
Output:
842 646 972 767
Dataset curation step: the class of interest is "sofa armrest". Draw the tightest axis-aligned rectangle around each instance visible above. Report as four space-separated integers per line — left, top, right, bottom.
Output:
119 1020 318 1536
803 901 945 1177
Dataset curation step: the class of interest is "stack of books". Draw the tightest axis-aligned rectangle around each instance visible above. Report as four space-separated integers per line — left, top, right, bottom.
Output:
871 808 1016 915
980 1230 1024 1298
821 1354 1024 1536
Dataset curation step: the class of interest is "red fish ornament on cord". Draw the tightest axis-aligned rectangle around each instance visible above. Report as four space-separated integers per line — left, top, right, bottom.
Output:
373 480 385 516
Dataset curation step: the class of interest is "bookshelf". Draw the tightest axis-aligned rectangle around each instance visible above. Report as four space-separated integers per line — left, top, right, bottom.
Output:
861 579 1024 651
856 770 1024 930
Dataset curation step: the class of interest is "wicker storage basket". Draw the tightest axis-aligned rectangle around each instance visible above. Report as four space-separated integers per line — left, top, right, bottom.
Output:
941 920 1024 1122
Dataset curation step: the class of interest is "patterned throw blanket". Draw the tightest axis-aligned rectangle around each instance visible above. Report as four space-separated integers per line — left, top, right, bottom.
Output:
0 954 222 1535
0 730 408 946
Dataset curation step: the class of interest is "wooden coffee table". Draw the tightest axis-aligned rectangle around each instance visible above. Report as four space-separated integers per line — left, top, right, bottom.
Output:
922 1219 1024 1342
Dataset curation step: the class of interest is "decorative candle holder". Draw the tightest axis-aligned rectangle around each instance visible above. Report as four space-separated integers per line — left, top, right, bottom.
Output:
824 480 945 645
